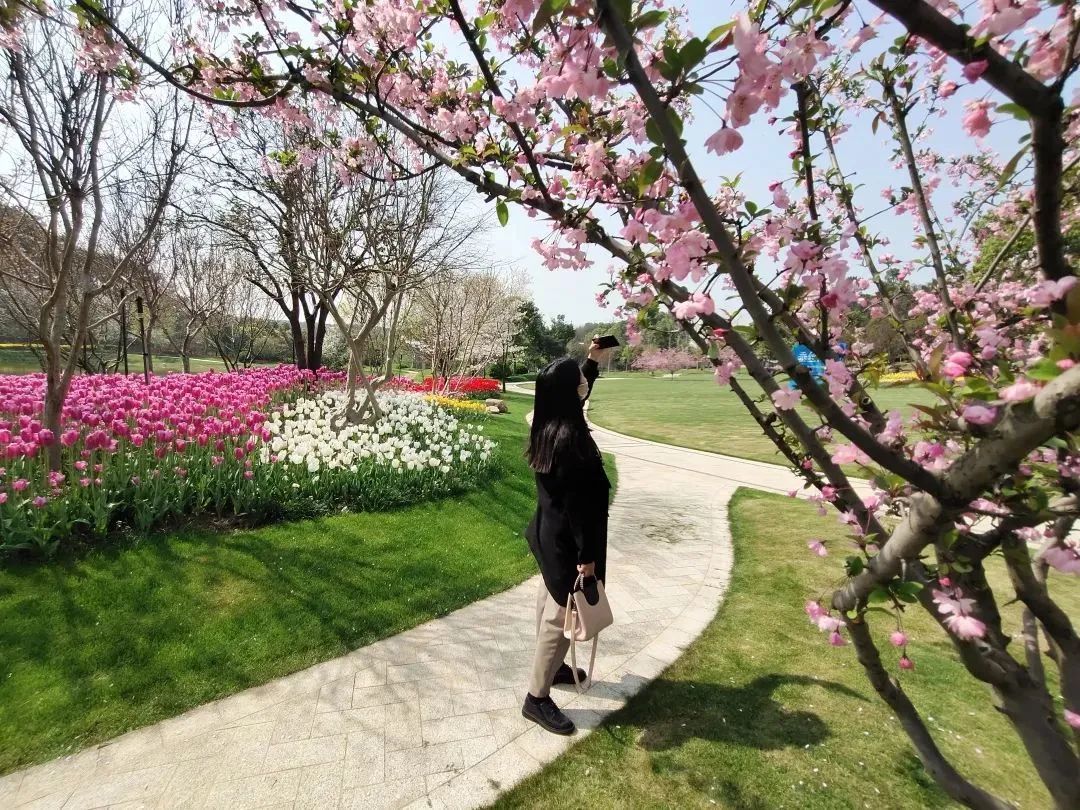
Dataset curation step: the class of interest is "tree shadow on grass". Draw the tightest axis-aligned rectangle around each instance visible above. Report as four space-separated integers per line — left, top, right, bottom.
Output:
584 672 868 754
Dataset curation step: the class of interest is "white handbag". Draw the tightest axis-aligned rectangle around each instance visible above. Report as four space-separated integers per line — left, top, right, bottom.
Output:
563 574 614 692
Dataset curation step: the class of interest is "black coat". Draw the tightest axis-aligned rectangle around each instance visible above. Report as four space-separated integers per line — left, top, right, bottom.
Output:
525 359 610 606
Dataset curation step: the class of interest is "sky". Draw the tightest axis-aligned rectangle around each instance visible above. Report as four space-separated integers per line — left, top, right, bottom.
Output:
464 0 1031 326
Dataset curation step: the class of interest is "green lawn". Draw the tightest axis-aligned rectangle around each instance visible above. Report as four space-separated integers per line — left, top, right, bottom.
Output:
0 346 271 375
494 489 1074 810
585 371 936 465
0 393 594 775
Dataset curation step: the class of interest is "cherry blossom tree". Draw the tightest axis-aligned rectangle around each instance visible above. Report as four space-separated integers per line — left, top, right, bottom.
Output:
632 347 700 377
44 0 1080 804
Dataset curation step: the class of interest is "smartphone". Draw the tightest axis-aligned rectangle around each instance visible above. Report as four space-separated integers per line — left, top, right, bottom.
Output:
594 335 620 349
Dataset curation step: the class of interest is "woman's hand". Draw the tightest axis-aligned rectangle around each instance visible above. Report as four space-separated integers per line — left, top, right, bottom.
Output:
577 561 596 577
587 337 609 362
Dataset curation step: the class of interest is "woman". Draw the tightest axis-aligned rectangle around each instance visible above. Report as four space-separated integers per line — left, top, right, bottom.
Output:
521 340 610 735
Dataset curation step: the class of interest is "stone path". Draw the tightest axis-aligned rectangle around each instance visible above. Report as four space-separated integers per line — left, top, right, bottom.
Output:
1 398 817 810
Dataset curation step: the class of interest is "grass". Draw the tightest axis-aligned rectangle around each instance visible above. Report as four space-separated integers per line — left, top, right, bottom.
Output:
493 489 1077 810
584 370 936 466
0 392 587 775
0 346 273 375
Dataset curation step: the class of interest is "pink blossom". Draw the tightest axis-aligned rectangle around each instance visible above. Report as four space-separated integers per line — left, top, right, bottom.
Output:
807 539 828 556
944 613 987 640
962 60 989 81
1065 709 1080 729
962 101 992 138
1000 379 1039 402
1043 545 1080 574
805 600 825 620
771 388 802 411
828 631 847 647
898 655 915 670
705 127 743 156
962 404 997 426
831 444 870 465
939 81 958 98
816 614 842 633
890 631 908 647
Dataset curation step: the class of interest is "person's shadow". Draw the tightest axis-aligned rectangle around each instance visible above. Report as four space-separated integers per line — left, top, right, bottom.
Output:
565 672 867 753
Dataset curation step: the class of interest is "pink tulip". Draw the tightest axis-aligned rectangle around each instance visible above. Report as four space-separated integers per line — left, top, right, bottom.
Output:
31 495 47 508
12 478 28 492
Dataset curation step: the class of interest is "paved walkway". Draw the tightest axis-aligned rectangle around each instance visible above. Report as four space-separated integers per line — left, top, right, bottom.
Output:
2 398 810 810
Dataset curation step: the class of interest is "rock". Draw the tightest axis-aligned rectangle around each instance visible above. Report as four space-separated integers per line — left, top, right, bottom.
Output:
485 398 509 413
486 405 502 415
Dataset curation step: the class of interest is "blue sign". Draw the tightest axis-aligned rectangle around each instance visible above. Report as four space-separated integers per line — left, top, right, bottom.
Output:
789 343 826 389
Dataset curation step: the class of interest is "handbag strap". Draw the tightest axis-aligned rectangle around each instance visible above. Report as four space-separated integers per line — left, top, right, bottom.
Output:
565 591 599 694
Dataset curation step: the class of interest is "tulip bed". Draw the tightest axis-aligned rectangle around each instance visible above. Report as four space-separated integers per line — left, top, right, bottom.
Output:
0 367 496 555
387 374 501 399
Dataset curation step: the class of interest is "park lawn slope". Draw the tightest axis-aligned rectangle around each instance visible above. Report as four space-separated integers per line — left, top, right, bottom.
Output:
493 488 1075 810
586 371 935 466
0 393 565 775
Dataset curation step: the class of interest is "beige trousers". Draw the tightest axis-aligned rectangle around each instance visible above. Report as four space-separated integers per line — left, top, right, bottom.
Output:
528 579 570 699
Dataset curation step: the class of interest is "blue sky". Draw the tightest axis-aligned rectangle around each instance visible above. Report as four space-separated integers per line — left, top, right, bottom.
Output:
465 0 1030 325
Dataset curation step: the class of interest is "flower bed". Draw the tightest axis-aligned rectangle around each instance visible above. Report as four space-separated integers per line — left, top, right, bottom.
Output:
424 394 491 415
0 367 496 555
878 370 920 385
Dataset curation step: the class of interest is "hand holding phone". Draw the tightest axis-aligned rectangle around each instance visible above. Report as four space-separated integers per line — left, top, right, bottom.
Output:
593 335 620 349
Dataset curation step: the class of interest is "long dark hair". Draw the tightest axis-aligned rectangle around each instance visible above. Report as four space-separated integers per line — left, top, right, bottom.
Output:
527 357 598 474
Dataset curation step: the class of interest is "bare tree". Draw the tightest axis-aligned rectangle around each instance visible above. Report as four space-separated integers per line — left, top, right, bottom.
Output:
204 254 277 371
162 223 230 372
0 2 189 465
195 114 349 370
408 266 527 388
321 167 485 422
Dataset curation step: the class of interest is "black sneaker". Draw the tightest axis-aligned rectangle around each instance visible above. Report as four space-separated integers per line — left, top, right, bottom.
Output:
522 694 576 735
552 662 588 686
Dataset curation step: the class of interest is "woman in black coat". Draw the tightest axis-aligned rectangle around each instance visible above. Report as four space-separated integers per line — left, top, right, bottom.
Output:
521 341 610 735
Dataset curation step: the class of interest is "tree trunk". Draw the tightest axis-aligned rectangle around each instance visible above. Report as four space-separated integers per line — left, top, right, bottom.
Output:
994 680 1080 808
846 619 1013 810
310 305 328 370
181 331 193 373
288 313 307 370
42 376 68 470
145 317 155 374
